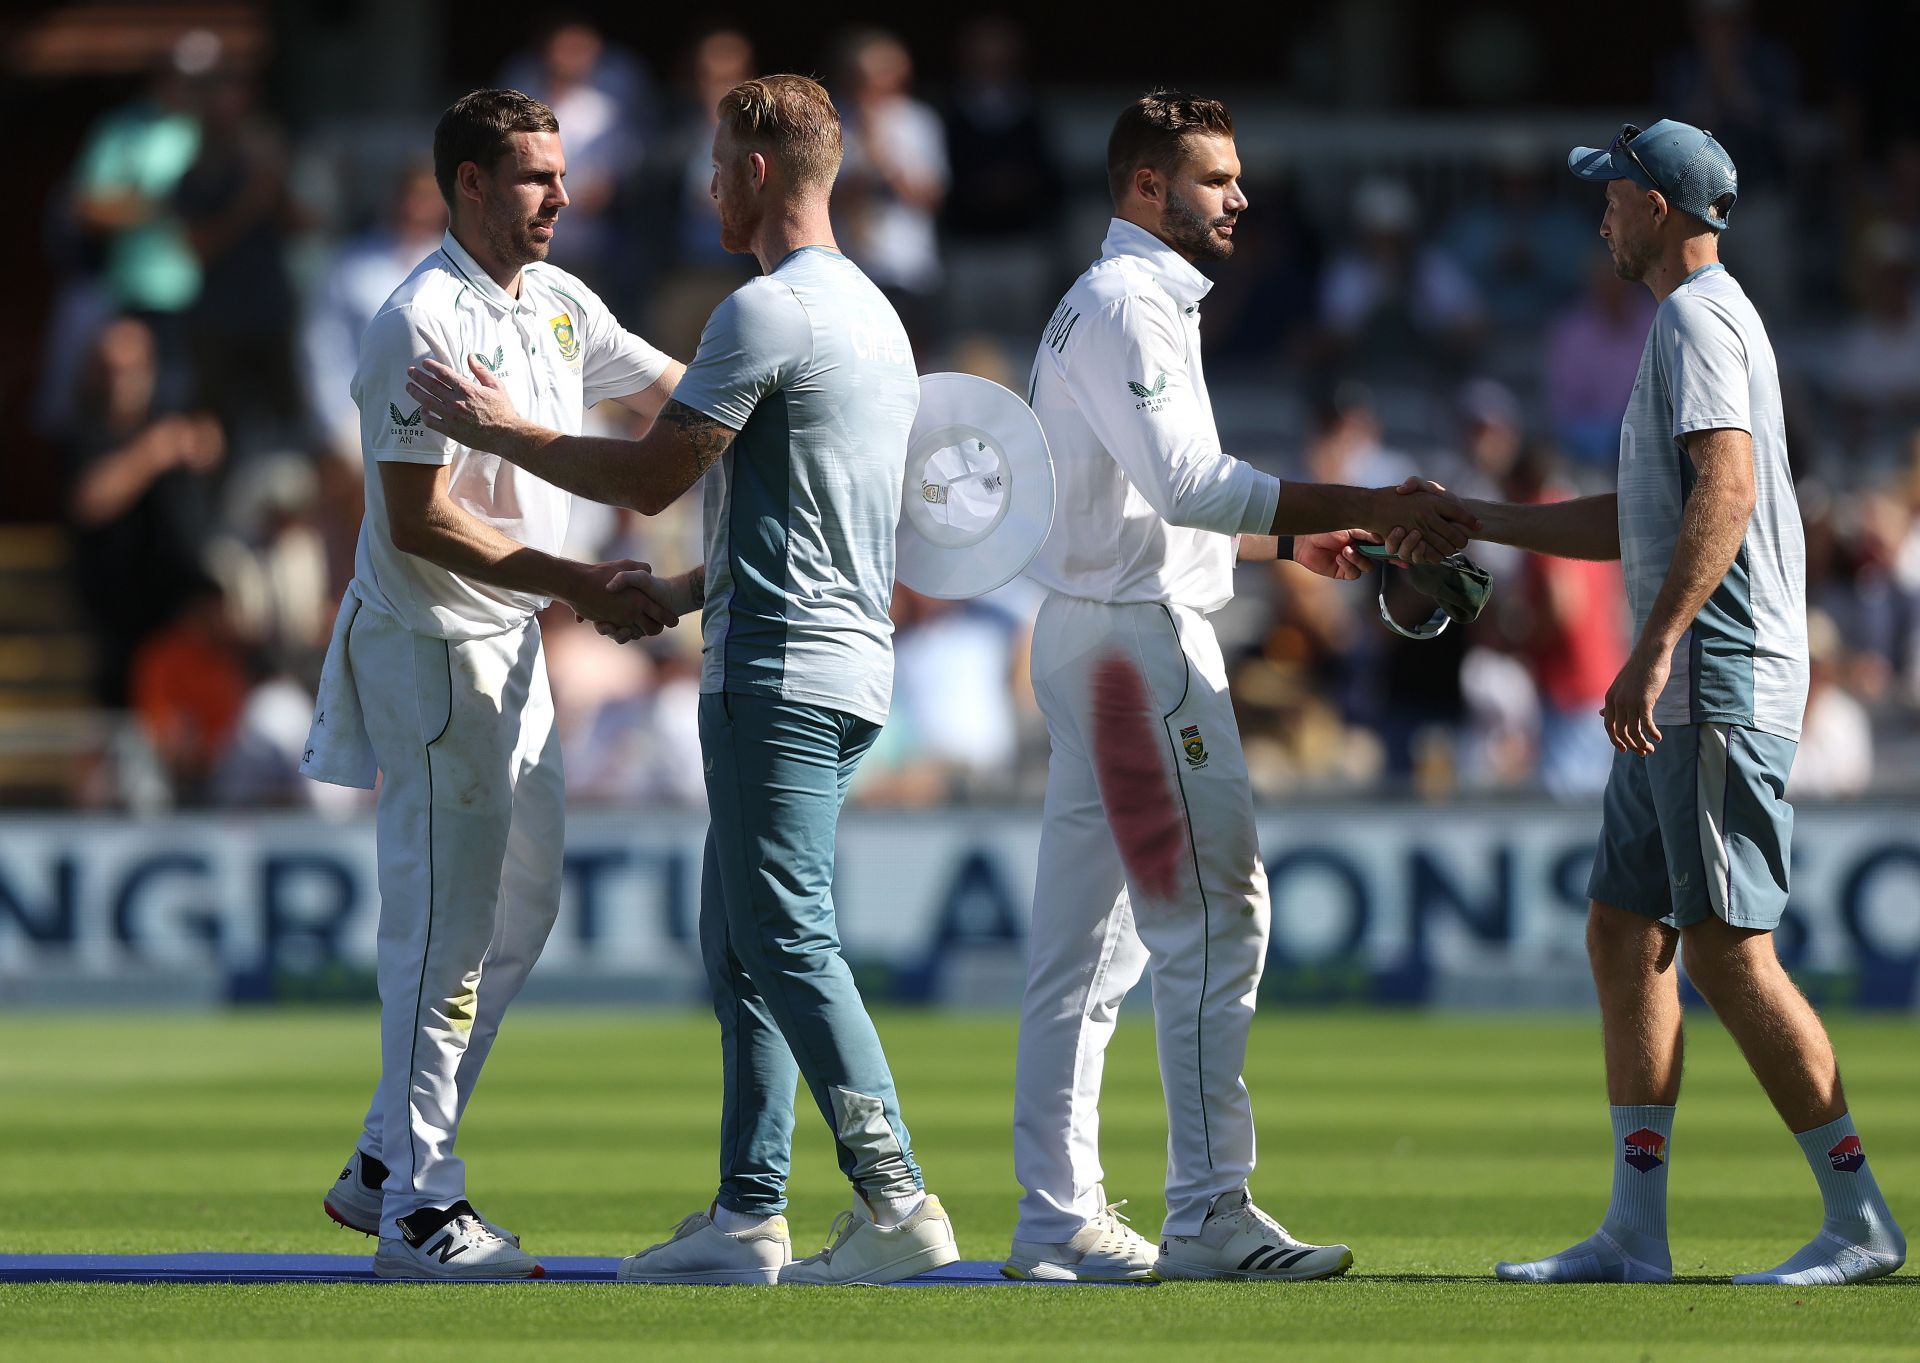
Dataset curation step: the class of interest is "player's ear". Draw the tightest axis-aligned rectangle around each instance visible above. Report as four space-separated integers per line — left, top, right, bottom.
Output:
1133 164 1159 204
456 160 484 208
749 151 770 192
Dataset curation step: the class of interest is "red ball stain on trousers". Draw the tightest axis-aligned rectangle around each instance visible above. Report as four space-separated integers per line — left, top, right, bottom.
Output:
1090 654 1188 902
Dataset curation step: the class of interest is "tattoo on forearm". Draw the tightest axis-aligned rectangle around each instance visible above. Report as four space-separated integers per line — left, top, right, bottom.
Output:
658 400 737 475
688 565 706 608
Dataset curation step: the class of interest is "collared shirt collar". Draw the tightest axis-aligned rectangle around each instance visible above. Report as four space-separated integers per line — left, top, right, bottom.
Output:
438 230 535 314
1101 217 1214 310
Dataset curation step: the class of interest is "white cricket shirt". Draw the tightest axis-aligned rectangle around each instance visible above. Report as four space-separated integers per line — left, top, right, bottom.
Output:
349 231 669 640
1024 218 1281 612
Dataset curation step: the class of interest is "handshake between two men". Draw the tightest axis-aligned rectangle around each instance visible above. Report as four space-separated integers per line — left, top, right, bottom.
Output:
563 562 697 646
577 478 1483 644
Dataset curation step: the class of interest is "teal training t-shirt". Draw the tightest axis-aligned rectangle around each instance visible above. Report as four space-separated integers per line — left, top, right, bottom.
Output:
673 247 918 727
1617 263 1807 740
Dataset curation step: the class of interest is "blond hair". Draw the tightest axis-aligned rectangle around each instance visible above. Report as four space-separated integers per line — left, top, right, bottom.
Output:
717 74 843 191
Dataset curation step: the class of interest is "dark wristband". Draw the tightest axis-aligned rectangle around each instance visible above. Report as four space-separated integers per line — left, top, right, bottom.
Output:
1276 535 1295 562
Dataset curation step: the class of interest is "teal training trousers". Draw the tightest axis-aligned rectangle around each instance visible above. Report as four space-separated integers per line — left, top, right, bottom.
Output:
699 691 923 1215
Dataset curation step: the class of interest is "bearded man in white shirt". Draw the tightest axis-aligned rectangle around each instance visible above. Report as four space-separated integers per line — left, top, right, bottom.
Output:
1006 89 1475 1283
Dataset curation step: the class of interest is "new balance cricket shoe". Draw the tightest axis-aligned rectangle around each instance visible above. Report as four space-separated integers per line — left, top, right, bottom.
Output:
322 1148 386 1237
1004 1194 1157 1282
323 1147 520 1247
617 1210 790 1285
372 1201 544 1280
1153 1189 1354 1281
780 1194 960 1285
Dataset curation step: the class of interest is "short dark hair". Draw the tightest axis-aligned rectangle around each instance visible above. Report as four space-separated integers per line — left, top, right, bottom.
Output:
432 88 559 206
1106 89 1234 206
717 74 843 192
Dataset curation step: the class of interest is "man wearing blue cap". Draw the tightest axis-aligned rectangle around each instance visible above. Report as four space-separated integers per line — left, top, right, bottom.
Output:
1396 120 1905 1286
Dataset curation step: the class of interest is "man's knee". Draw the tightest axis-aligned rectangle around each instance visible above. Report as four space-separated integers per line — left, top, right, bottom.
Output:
1587 900 1677 979
1678 915 1773 998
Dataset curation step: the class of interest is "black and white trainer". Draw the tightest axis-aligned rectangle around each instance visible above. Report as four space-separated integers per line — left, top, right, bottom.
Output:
372 1200 544 1280
324 1147 520 1247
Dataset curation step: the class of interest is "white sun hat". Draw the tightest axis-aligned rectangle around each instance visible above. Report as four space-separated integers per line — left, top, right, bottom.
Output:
895 372 1055 599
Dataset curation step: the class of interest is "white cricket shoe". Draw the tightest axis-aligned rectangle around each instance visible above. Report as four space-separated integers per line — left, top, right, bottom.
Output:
372 1201 544 1280
1154 1188 1354 1281
617 1210 790 1285
780 1194 960 1285
1004 1193 1157 1282
323 1148 520 1247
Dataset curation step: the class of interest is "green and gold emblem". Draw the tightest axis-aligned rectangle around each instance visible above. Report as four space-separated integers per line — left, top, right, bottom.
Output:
551 314 581 362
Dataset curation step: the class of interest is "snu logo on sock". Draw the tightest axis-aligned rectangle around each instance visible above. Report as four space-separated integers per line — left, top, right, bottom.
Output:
1828 1135 1865 1173
1623 1128 1667 1172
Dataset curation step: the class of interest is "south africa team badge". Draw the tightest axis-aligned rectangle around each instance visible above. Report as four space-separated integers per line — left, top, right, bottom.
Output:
1180 724 1209 770
551 314 581 362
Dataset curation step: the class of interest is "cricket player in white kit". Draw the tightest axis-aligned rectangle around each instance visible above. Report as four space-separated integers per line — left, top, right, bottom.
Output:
1008 90 1477 1282
300 90 682 1279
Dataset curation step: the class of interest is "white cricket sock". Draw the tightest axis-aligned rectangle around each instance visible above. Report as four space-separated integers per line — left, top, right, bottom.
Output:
866 1192 926 1229
711 1204 777 1234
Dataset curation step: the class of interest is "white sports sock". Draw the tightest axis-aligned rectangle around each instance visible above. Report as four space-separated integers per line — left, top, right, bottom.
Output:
1729 1114 1908 1285
1793 1113 1895 1232
1600 1104 1674 1265
866 1192 925 1229
711 1204 777 1235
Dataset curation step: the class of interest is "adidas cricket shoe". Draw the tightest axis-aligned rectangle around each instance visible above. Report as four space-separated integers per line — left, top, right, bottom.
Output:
323 1148 520 1247
373 1200 544 1280
1004 1193 1156 1282
617 1210 790 1285
1154 1188 1354 1281
779 1194 960 1285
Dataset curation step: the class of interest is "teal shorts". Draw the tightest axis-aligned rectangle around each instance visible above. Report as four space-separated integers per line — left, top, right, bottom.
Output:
1586 722 1797 931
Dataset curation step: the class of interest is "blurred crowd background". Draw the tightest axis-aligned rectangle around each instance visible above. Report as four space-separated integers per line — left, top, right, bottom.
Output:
2 0 1918 813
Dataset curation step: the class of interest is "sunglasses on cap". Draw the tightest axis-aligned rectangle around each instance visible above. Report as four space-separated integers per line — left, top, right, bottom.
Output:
1609 124 1667 196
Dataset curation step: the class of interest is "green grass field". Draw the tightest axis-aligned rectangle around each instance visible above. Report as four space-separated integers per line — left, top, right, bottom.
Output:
1 1009 1915 1361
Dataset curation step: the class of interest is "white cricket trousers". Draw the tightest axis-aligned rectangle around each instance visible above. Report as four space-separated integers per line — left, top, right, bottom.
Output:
1013 593 1269 1241
348 605 565 1237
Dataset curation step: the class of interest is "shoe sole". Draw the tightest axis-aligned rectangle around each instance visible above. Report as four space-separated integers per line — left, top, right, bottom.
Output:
372 1265 547 1281
1152 1247 1355 1282
1002 1261 1156 1283
617 1267 782 1285
324 1198 378 1237
781 1238 961 1286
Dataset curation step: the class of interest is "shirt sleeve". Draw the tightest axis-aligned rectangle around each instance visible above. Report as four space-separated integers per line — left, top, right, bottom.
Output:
1662 297 1752 441
669 280 812 432
551 272 672 407
354 304 459 465
1061 293 1279 536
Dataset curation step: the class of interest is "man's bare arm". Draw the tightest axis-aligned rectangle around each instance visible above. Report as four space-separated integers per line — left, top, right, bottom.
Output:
407 358 735 515
1269 480 1479 559
379 462 677 634
1633 428 1755 656
1464 493 1622 561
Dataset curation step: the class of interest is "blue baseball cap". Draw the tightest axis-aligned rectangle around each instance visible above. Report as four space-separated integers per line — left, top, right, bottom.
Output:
1568 118 1739 231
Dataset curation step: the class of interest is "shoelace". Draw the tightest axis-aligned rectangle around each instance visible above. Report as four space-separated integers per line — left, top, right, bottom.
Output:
634 1212 708 1259
801 1209 861 1264
1228 1199 1293 1244
451 1215 503 1248
1091 1199 1143 1253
